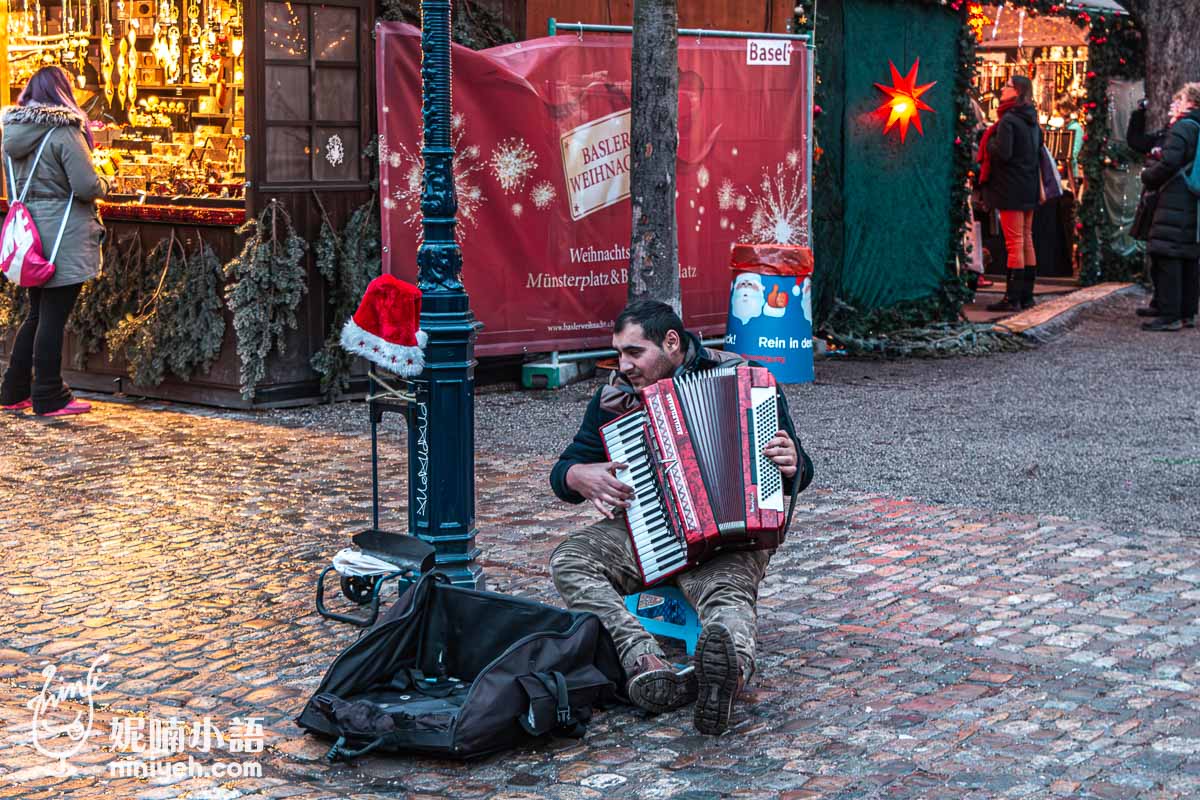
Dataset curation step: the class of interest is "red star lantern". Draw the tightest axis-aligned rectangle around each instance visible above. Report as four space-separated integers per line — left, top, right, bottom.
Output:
874 59 937 142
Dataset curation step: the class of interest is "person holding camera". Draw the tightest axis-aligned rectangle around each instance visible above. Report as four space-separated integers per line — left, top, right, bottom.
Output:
1139 83 1200 331
1128 97 1169 318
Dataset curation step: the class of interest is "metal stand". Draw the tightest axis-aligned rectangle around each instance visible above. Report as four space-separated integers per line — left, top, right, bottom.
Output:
366 369 417 529
314 370 435 628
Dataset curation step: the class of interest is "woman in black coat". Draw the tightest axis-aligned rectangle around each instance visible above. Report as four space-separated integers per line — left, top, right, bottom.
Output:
977 75 1043 311
1140 83 1200 331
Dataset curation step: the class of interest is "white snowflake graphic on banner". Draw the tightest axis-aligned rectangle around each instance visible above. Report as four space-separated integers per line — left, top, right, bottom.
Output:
386 114 486 244
325 134 345 167
530 181 557 210
489 138 538 194
745 162 809 246
511 202 524 217
717 179 737 211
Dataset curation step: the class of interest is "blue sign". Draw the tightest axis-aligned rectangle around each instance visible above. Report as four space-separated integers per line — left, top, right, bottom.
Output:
724 271 814 384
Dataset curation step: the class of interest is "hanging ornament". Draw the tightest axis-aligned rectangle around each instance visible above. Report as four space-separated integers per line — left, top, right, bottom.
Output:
153 21 169 69
116 32 129 108
126 26 139 107
874 59 937 143
166 25 182 82
325 134 345 167
100 22 115 105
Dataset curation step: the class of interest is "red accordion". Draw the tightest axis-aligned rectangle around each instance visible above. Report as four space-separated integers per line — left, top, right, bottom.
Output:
599 365 787 585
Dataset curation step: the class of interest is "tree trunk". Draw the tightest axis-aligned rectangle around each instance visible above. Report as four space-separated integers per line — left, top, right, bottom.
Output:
1125 0 1200 131
629 0 680 312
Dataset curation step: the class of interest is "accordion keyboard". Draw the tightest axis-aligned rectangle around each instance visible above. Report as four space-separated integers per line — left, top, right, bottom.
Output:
749 386 784 512
601 410 689 584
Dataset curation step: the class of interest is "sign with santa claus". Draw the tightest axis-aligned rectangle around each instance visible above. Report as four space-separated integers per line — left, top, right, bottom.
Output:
377 24 812 356
725 243 814 384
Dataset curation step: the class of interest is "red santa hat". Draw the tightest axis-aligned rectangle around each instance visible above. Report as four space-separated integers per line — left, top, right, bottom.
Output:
340 274 428 376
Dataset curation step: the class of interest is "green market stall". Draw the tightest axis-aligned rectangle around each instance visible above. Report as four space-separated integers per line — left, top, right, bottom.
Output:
794 0 1143 350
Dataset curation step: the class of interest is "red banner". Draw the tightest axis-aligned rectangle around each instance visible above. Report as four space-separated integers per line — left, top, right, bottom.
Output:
377 24 811 356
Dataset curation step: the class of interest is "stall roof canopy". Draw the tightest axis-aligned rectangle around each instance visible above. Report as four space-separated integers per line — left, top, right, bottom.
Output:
1072 0 1127 11
977 0 1128 50
978 6 1086 49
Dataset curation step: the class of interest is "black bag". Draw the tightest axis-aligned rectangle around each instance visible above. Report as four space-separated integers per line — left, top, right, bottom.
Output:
297 572 626 760
1131 187 1159 241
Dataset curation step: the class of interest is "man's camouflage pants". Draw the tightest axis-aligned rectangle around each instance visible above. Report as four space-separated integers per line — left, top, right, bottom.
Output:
550 516 771 681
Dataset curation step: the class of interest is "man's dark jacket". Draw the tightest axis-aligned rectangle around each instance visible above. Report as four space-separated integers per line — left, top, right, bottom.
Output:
982 103 1043 212
550 332 814 505
1141 108 1200 260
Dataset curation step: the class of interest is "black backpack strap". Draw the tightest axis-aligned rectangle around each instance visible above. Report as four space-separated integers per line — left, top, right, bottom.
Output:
517 671 587 739
324 734 388 763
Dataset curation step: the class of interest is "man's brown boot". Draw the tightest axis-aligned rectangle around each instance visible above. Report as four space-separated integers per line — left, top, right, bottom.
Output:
625 653 697 713
693 622 743 735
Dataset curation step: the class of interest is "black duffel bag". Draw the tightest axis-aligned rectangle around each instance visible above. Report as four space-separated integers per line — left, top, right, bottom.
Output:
296 571 626 760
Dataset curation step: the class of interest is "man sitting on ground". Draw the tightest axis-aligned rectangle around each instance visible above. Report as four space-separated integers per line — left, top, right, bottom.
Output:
549 299 813 734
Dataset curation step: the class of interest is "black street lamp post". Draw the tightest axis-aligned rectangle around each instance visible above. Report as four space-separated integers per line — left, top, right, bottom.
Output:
407 0 483 589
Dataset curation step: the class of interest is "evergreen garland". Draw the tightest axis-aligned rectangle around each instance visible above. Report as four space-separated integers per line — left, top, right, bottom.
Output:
310 196 383 396
68 231 146 368
1075 11 1145 284
104 232 225 386
224 200 308 400
823 316 1033 358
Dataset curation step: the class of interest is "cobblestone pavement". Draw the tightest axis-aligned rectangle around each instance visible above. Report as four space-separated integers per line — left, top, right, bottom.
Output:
1 389 1199 799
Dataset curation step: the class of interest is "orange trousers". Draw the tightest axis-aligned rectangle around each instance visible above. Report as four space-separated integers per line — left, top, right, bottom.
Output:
998 209 1037 269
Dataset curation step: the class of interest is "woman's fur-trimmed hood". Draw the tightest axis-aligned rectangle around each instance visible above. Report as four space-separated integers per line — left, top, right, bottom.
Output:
1 104 87 159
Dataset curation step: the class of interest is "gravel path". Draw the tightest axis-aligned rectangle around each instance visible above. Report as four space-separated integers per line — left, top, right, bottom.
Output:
257 287 1198 534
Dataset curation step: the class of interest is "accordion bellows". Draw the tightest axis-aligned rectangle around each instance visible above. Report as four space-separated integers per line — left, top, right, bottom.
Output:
600 366 787 586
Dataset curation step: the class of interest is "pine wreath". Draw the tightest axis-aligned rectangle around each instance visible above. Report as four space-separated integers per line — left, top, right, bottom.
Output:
104 231 226 387
310 195 382 395
224 200 308 400
819 290 1030 358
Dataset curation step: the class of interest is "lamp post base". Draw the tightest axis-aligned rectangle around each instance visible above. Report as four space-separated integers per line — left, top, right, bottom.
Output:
407 289 485 590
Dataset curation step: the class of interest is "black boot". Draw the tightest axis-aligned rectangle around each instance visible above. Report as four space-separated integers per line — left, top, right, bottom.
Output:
1142 317 1182 332
986 269 1024 312
1020 264 1037 309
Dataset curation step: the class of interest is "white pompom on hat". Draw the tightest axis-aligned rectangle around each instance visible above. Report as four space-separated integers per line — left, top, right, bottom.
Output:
340 274 428 376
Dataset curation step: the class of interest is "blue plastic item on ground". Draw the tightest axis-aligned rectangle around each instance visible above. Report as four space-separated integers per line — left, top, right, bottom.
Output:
624 586 700 655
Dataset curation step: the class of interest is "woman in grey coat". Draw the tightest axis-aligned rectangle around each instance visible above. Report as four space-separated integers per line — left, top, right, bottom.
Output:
1 66 109 416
